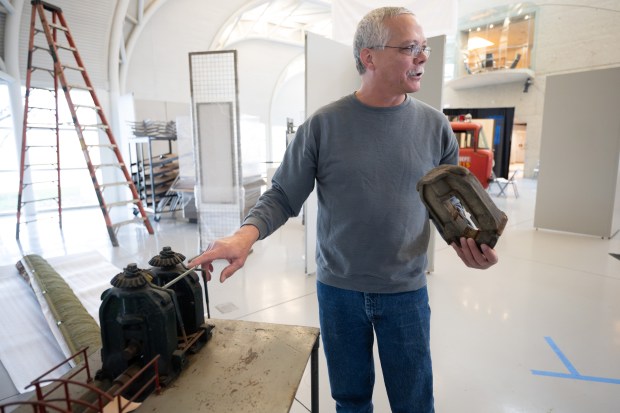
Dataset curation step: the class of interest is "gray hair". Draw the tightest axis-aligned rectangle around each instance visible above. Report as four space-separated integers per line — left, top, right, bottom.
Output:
353 7 415 74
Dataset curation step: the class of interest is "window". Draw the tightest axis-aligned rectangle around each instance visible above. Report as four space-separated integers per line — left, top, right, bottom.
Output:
458 6 536 77
0 82 18 213
0 86 102 215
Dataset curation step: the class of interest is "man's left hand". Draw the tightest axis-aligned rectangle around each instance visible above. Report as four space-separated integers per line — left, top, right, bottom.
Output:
451 237 498 269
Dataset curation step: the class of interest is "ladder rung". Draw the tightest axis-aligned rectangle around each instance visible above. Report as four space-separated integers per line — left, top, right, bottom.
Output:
87 144 117 148
56 44 77 52
48 22 68 32
30 66 54 74
94 163 124 169
29 86 54 93
21 215 58 225
34 26 63 35
74 104 101 111
32 45 49 52
27 125 57 130
80 124 110 130
112 217 147 229
28 106 55 111
66 84 93 91
25 163 58 168
107 199 139 208
99 181 132 189
26 144 56 148
24 180 59 186
21 197 59 205
62 64 85 72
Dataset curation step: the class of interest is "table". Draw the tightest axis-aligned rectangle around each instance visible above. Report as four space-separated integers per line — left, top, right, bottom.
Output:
138 318 321 413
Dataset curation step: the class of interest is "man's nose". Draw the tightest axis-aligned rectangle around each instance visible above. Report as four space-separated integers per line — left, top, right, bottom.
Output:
413 52 427 63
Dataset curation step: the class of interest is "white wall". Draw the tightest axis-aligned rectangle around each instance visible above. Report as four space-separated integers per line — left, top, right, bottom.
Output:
233 39 303 142
15 0 114 90
124 0 249 103
269 69 305 162
534 67 620 237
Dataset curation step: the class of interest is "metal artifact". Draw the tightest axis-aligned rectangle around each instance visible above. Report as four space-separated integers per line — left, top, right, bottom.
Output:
97 257 213 401
98 263 181 392
417 165 508 248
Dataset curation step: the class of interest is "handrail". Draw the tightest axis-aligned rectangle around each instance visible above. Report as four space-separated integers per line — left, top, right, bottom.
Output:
0 400 70 413
28 347 91 388
27 347 92 403
2 348 162 413
29 378 114 412
113 354 161 412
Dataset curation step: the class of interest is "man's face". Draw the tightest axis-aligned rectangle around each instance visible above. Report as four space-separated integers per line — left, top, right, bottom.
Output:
371 14 428 95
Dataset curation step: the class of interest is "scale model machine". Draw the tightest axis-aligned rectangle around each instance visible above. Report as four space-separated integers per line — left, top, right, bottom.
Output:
96 247 214 393
2 247 214 412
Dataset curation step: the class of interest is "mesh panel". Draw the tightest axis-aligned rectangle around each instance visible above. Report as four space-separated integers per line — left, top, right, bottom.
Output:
189 51 243 246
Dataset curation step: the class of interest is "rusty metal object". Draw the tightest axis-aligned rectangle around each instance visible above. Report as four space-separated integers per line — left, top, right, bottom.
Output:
417 165 508 248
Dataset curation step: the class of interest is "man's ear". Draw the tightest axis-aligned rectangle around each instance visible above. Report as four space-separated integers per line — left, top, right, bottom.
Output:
360 48 375 71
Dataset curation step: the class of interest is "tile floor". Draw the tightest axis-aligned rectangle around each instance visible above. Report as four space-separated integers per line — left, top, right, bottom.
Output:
1 174 620 412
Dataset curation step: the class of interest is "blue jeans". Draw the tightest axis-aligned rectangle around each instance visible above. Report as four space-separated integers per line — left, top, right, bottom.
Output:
317 281 434 413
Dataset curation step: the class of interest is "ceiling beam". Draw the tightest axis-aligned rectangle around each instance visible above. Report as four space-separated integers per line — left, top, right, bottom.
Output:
0 0 15 14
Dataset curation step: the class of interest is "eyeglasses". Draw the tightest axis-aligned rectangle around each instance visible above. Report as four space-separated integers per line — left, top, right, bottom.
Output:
370 44 431 58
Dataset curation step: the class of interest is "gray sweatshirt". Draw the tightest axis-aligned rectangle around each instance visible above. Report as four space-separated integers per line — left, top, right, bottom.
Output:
244 93 458 293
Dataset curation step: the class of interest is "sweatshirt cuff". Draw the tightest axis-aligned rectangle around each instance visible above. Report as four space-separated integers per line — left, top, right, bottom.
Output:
242 216 268 240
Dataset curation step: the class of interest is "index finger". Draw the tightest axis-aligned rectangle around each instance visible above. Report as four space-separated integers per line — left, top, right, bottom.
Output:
188 255 208 268
188 245 215 268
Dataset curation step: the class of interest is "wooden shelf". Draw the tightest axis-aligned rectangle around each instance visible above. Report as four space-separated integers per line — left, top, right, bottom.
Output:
447 68 534 90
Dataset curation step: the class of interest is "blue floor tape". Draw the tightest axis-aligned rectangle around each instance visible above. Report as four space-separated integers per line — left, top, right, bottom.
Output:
531 336 620 384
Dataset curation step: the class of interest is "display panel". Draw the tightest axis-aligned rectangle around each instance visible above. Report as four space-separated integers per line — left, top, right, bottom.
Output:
189 51 243 243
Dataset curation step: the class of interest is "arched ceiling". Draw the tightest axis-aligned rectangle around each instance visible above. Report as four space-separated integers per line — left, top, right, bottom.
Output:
1 0 332 92
211 0 331 49
117 0 331 72
119 0 170 68
116 0 330 93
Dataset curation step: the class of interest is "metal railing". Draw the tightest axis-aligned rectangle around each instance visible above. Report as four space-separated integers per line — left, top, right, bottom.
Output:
0 347 161 413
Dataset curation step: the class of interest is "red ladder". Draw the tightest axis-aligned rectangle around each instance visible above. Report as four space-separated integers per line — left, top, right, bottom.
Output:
16 0 154 246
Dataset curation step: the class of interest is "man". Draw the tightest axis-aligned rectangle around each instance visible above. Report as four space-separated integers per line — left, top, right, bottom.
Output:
189 6 498 412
